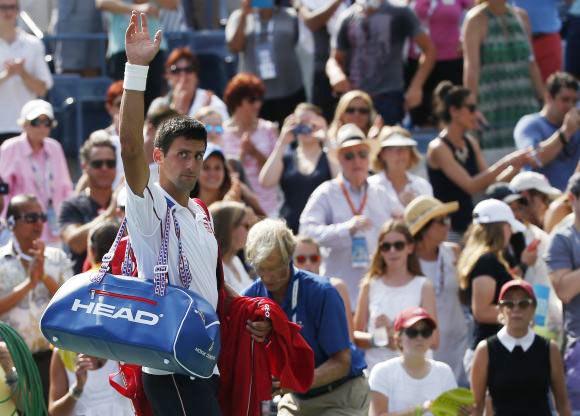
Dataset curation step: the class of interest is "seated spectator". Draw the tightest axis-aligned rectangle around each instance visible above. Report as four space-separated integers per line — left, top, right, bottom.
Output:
191 144 265 217
294 235 354 337
59 134 117 274
427 81 531 241
243 219 370 415
0 100 73 244
210 200 255 294
368 307 457 416
195 106 226 147
369 126 433 218
49 351 133 415
457 199 525 377
226 0 306 126
353 220 438 370
514 71 580 192
404 196 468 383
328 90 381 143
326 0 435 125
0 194 73 403
546 172 580 412
260 103 338 234
143 105 179 183
0 0 53 144
462 0 543 148
404 0 471 127
85 220 119 269
299 123 396 304
510 171 561 229
96 0 177 111
222 73 279 216
471 280 570 416
149 47 229 121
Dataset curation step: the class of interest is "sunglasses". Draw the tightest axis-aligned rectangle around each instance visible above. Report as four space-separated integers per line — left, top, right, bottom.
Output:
30 118 54 127
498 299 535 309
14 212 47 224
345 107 371 115
343 150 369 161
247 96 263 103
205 125 224 135
379 241 406 252
169 65 195 74
0 4 17 11
463 103 477 113
294 254 321 265
404 326 434 339
89 159 116 169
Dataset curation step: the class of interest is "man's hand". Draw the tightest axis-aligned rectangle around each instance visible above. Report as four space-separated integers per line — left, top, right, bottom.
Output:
562 107 580 139
246 319 272 343
125 11 162 66
29 239 45 285
332 78 352 95
348 215 372 235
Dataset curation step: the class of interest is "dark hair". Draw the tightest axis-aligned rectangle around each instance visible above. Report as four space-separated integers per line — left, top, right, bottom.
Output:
295 102 323 117
223 73 266 114
6 194 38 220
190 151 232 199
80 132 116 165
567 172 580 197
547 71 579 98
433 81 471 123
106 80 123 106
89 221 119 262
147 107 180 129
165 47 199 73
154 115 207 155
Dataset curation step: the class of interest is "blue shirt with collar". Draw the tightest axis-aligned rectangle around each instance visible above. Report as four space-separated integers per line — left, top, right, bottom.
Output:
243 266 366 377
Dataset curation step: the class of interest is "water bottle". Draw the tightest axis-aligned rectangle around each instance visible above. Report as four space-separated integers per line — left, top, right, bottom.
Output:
373 326 389 348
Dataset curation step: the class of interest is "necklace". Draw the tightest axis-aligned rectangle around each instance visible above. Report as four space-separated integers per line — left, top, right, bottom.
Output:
454 145 469 164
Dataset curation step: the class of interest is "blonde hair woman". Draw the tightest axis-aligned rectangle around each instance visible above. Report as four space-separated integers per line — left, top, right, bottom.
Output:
328 90 382 142
354 220 438 370
457 198 525 376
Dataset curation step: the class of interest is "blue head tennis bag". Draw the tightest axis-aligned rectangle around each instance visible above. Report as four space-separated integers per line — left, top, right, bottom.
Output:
40 200 221 378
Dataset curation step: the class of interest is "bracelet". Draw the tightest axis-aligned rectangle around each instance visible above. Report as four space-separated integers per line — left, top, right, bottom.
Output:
123 63 149 91
558 130 570 146
69 385 83 401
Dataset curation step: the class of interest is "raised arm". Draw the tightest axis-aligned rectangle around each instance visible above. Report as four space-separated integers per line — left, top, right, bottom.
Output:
119 12 161 196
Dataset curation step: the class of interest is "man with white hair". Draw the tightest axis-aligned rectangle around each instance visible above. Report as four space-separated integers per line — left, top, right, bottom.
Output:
0 0 53 143
0 99 72 244
244 218 369 416
299 123 395 304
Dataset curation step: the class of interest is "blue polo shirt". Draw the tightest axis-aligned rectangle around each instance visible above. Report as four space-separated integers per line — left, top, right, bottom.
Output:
243 266 366 377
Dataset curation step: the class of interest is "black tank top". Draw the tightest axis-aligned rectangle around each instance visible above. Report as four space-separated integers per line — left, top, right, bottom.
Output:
427 135 479 233
487 334 551 416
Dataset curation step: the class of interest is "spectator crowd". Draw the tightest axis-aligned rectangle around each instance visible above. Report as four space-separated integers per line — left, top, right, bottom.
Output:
0 0 580 415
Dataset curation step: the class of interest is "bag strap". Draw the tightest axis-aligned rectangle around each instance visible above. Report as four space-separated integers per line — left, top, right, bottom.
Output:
193 198 225 291
91 218 129 284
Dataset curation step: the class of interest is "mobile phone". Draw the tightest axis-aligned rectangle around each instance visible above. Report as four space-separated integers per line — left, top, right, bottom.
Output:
0 182 8 195
293 124 313 136
526 239 540 252
251 0 274 8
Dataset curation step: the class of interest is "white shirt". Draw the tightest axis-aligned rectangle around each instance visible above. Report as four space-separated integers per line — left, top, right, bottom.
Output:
187 88 229 121
0 29 53 133
369 357 457 414
368 171 433 217
125 175 219 375
299 175 396 305
496 327 535 352
223 256 253 294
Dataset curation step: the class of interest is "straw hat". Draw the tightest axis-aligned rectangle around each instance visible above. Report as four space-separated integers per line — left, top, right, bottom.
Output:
404 196 459 236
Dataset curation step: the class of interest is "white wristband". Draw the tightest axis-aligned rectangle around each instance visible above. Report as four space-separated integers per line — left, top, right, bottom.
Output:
123 63 149 91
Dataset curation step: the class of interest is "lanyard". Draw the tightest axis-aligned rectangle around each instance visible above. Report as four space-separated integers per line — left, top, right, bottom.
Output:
290 275 299 324
254 14 274 40
339 181 368 216
29 151 54 205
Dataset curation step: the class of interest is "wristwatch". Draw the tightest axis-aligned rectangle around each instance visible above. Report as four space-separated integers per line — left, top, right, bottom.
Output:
69 385 83 400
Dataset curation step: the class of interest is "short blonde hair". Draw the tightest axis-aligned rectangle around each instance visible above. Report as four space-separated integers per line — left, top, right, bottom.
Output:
245 219 296 268
372 126 422 172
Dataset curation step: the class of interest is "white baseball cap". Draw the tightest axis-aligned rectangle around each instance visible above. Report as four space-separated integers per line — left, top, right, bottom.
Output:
472 199 526 233
510 171 561 199
18 99 54 124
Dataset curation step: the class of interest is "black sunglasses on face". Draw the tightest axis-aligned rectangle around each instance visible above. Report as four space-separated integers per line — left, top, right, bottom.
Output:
464 103 477 113
404 326 434 339
345 107 371 115
170 65 196 74
379 241 406 252
0 4 18 12
89 159 116 169
14 212 47 224
499 299 535 309
30 118 53 127
343 150 369 161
